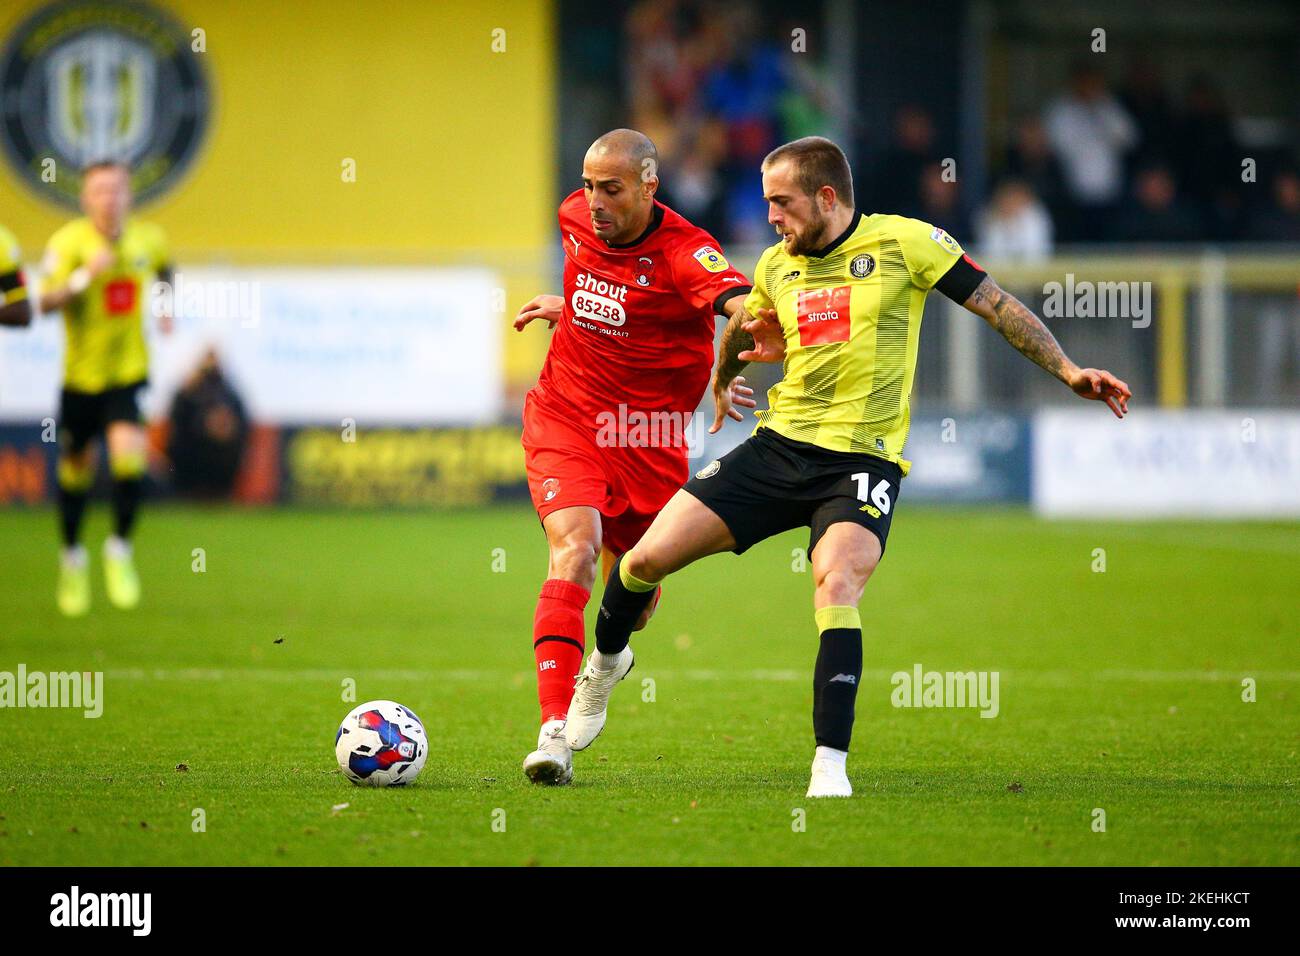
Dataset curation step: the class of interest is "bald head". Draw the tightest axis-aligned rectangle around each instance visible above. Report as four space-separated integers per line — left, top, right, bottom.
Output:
586 128 658 182
581 128 660 243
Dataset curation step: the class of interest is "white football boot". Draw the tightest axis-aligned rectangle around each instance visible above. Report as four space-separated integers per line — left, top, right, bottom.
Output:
564 647 635 751
522 719 573 786
806 747 853 798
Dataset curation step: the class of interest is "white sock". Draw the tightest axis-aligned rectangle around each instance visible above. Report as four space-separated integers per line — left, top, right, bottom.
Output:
815 745 848 766
104 535 132 558
62 545 88 567
590 648 624 671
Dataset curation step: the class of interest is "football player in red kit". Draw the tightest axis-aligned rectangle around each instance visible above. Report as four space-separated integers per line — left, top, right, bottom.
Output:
514 129 755 785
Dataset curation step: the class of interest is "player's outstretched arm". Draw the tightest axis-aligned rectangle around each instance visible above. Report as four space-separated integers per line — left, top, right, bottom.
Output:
513 293 563 331
963 274 1131 419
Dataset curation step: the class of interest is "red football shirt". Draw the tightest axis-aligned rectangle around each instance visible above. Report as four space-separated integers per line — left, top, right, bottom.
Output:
532 191 751 436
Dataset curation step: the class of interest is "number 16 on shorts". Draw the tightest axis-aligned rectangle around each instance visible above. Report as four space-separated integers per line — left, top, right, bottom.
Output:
852 472 892 519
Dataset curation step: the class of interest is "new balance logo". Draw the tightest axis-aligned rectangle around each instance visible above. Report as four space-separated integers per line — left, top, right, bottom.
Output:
829 673 857 685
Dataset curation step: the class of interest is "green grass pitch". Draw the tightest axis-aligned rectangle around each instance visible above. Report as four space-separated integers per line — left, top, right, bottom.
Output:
0 504 1295 866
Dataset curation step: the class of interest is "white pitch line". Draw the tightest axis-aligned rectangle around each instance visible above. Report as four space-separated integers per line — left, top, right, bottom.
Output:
99 667 1300 683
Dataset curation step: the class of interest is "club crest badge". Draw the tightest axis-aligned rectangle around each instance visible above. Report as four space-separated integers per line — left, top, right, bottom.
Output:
0 0 211 209
694 460 721 480
634 256 655 287
850 254 875 278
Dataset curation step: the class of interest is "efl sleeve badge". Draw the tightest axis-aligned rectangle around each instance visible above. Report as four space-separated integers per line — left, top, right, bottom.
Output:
693 245 730 273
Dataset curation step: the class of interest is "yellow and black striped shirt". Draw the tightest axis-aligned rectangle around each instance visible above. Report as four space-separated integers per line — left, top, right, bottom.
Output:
43 217 169 393
744 212 978 475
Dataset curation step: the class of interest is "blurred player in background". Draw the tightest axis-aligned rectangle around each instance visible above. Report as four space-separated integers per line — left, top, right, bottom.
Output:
38 161 172 616
0 225 31 327
513 129 755 785
567 136 1131 797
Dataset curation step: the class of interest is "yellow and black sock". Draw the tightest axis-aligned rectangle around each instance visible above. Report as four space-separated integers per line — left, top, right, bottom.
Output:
594 555 659 656
812 605 862 751
57 456 94 548
109 451 146 539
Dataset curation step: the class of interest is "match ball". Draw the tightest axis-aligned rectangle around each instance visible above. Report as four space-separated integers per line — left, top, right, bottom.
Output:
334 700 428 787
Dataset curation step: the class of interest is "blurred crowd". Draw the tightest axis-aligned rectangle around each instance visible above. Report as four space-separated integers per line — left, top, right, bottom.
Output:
624 0 841 244
981 61 1300 256
623 1 1300 255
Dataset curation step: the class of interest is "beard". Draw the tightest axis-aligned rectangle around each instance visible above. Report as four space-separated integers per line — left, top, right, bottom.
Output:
781 207 829 257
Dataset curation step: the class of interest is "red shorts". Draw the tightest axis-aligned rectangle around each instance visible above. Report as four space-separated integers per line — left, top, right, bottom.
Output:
522 389 689 556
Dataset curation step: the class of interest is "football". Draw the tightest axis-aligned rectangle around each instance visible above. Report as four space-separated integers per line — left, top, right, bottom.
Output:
334 700 428 787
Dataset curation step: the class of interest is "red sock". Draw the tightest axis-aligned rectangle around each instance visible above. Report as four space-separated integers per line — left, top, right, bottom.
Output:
533 579 590 724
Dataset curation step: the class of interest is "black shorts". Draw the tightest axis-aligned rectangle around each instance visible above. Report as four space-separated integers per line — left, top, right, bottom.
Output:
684 427 903 556
59 380 146 453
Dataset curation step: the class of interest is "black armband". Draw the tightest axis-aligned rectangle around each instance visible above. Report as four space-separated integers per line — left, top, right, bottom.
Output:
934 254 986 305
0 269 24 294
712 285 751 314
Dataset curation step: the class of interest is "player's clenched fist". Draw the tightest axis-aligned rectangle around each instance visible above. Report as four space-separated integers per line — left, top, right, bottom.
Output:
514 294 564 331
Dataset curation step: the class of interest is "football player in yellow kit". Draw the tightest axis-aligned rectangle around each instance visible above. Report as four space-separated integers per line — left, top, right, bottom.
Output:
39 162 172 616
0 224 31 327
567 137 1130 798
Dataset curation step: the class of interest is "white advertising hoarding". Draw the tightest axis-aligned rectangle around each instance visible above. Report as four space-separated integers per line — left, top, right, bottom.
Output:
1033 409 1300 517
0 266 503 426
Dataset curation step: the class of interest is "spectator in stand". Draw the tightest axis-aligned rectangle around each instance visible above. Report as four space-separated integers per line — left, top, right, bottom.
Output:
1174 74 1245 240
657 123 730 241
1005 116 1069 234
975 179 1054 261
167 348 249 500
915 160 968 241
777 27 837 142
698 3 789 242
1248 167 1300 242
873 104 940 219
1118 59 1178 172
1113 164 1204 243
1043 62 1138 241
626 0 706 122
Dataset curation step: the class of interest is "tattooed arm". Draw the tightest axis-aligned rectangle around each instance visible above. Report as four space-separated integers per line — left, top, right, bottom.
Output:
708 298 758 434
963 274 1132 418
716 299 756 384
965 275 1072 381
708 298 787 434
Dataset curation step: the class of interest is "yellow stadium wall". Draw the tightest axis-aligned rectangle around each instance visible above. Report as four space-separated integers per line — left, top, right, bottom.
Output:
0 0 556 391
